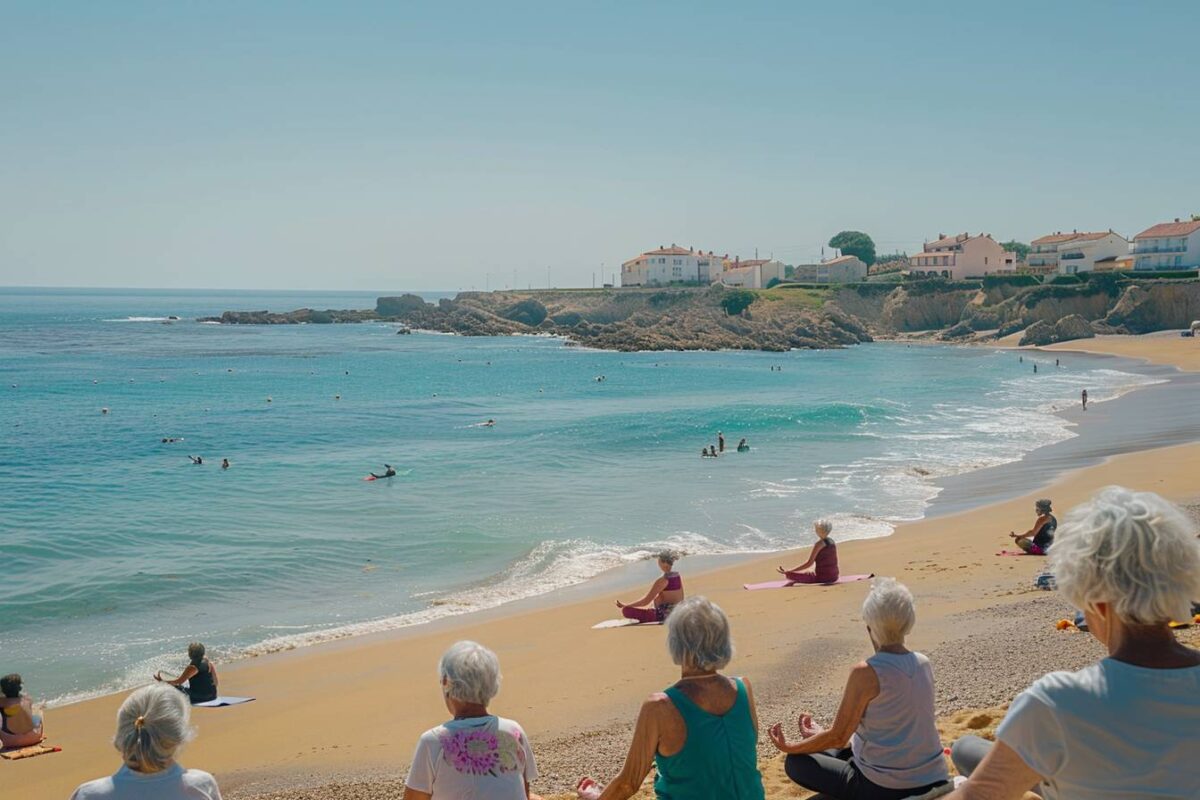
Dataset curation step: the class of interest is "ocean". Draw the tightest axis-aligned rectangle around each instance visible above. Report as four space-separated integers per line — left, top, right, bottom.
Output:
0 287 1162 706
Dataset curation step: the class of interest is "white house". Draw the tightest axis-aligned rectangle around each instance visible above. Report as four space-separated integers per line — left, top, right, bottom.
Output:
1028 230 1130 275
790 255 867 284
718 258 786 289
1131 219 1200 271
621 245 724 286
909 233 1015 280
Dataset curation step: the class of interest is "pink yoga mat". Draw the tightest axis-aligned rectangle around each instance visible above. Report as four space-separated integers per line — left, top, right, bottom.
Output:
743 574 874 591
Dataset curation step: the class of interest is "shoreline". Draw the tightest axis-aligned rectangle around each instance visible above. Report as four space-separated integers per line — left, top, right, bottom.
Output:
29 341 1185 711
8 333 1200 799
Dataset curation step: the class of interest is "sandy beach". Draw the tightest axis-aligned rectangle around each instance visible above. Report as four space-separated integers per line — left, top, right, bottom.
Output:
9 333 1200 800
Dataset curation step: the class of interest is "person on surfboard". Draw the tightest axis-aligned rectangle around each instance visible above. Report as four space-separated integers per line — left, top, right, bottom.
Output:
370 464 397 479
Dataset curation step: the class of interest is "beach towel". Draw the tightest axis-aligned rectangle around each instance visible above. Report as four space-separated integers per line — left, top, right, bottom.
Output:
743 573 874 591
193 696 255 707
1 743 59 760
591 619 663 630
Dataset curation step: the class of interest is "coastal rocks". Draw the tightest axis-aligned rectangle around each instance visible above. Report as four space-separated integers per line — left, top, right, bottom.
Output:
1018 314 1096 346
1104 282 1200 333
201 308 378 324
501 298 548 327
376 295 430 316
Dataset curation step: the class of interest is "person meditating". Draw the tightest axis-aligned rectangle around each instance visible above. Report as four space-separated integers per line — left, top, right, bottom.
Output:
68 684 221 800
616 551 684 624
948 487 1200 799
770 578 950 799
0 673 44 750
1010 498 1056 554
777 519 839 583
403 640 540 800
154 642 218 705
576 596 765 799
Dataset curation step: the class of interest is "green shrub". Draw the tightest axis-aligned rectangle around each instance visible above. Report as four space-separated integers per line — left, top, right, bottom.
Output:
1048 274 1083 285
719 289 756 316
982 274 1040 289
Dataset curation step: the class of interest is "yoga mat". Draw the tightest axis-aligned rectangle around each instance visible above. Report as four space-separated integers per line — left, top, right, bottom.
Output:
743 573 873 591
996 550 1041 557
591 619 663 630
1 743 59 760
193 696 256 707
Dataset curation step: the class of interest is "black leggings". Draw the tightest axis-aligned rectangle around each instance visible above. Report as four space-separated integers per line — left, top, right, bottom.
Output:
784 748 947 800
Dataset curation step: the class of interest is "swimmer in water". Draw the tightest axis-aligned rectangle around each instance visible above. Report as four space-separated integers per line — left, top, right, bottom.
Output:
221 458 230 470
369 464 396 479
737 438 749 452
188 455 203 465
483 419 495 427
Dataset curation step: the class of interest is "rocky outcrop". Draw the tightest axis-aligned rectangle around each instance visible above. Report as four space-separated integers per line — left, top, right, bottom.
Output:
1018 320 1056 346
376 295 429 316
201 308 378 324
1103 282 1200 333
1017 314 1096 346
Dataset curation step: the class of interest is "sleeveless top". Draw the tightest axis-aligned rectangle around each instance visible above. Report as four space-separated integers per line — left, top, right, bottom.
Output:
0 696 43 749
814 538 839 582
1032 514 1057 551
663 572 683 592
850 652 949 790
656 678 765 800
187 659 217 704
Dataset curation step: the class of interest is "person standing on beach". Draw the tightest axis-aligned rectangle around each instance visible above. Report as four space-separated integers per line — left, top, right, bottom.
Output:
718 432 725 453
1081 389 1088 411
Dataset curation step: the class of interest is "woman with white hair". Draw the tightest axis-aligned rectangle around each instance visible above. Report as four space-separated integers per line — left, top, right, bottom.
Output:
69 683 221 799
948 486 1200 799
576 596 765 799
403 641 539 800
770 578 950 799
777 519 839 583
615 550 685 624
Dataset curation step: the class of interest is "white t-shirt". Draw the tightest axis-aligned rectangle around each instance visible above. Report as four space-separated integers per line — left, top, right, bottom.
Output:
406 715 537 800
69 764 222 800
997 658 1200 799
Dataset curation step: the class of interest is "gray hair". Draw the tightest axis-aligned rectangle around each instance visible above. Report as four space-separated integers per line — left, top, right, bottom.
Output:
656 550 678 566
862 577 916 646
814 519 833 534
1050 486 1200 625
667 596 733 671
439 641 502 705
113 684 194 772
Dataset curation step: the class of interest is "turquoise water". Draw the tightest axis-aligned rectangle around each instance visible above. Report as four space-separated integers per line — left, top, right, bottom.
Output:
0 288 1158 705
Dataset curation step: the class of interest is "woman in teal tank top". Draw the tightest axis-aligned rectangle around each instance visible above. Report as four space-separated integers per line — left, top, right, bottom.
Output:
575 597 765 800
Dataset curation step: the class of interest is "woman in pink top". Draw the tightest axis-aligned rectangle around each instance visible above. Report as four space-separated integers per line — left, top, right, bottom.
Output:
778 519 839 584
616 551 685 624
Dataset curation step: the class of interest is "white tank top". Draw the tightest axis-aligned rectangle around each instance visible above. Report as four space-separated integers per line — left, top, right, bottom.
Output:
850 651 949 790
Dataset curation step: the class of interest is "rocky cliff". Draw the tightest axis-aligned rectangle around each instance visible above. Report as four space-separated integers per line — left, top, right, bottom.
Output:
200 277 1199 352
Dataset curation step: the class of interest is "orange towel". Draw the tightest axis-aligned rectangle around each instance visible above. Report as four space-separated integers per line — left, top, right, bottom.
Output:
0 743 59 760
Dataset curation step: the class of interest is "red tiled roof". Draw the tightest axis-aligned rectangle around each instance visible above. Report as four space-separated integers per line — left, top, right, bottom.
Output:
1134 220 1200 239
1031 231 1113 245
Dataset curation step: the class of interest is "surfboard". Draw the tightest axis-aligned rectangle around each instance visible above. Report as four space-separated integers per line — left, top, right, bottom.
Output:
363 475 377 481
743 573 874 591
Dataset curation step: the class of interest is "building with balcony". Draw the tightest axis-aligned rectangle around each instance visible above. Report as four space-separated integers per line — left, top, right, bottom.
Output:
1029 230 1130 275
790 255 868 284
1131 219 1200 271
909 233 1015 280
718 258 786 289
621 245 724 286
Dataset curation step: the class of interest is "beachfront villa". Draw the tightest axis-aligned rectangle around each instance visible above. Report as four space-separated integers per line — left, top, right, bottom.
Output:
718 257 787 289
621 245 724 286
1132 219 1200 271
908 233 1016 280
790 254 868 284
1028 230 1131 275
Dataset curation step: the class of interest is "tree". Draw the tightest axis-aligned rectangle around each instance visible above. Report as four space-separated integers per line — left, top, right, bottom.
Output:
719 289 756 316
1001 240 1031 261
828 231 876 266
765 277 782 289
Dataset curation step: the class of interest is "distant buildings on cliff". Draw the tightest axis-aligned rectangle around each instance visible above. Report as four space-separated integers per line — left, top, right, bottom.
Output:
619 216 1199 287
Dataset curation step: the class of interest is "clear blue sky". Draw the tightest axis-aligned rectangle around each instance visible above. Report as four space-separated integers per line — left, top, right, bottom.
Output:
3 1 1197 291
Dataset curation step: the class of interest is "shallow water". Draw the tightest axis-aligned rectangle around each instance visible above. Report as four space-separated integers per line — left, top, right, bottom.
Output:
0 288 1160 705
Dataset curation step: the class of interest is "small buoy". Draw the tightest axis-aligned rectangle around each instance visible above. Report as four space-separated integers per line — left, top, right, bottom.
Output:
101 407 109 414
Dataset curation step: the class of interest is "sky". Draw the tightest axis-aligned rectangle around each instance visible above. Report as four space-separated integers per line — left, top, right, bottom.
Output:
2 1 1198 291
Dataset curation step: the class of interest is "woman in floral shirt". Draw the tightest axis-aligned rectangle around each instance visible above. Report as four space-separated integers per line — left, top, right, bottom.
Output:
404 641 540 800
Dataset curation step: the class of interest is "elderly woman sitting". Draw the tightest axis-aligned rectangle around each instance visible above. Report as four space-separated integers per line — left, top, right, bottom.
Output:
948 486 1200 800
576 596 765 800
770 578 950 800
404 641 539 800
69 683 221 799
